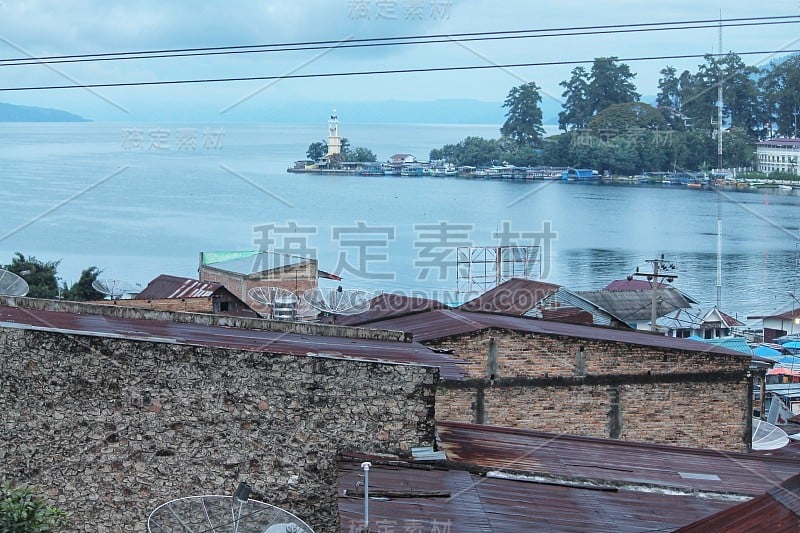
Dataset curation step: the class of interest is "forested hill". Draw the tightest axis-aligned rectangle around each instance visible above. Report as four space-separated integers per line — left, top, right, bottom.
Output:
0 102 89 122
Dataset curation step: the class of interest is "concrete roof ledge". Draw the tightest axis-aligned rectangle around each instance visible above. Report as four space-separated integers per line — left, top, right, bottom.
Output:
0 295 412 343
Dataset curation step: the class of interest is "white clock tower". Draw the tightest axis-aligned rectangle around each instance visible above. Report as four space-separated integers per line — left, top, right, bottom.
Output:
327 109 341 156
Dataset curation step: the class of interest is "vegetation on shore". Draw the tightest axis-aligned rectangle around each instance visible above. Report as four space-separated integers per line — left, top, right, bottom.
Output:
4 252 104 300
430 54 800 175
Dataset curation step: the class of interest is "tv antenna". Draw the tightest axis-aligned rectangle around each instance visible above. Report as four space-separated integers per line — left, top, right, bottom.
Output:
302 287 371 319
148 484 314 532
0 269 29 296
751 417 789 451
91 279 137 300
248 286 299 320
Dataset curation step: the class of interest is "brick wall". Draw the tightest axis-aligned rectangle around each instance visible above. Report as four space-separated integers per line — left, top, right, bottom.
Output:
0 327 437 532
432 329 751 451
200 263 317 313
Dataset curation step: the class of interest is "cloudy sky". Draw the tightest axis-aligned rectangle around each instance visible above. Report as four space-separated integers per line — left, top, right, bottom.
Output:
1 0 799 121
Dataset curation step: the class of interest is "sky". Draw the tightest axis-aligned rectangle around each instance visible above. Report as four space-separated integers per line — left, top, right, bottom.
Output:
0 0 799 121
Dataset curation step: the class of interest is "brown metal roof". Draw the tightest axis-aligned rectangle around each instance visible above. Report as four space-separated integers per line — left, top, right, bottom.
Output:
338 422 800 530
577 288 696 322
540 307 594 325
136 274 224 300
436 421 800 497
0 305 466 380
337 455 734 532
459 278 561 315
367 309 749 357
677 474 800 532
326 293 450 327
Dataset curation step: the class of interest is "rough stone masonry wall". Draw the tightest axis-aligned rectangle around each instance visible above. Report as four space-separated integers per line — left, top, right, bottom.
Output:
0 327 437 532
432 329 751 451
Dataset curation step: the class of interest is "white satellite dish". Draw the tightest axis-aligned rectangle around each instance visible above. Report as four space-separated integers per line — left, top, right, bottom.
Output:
92 279 137 299
147 493 314 532
752 418 790 451
0 269 29 296
248 286 299 320
302 287 371 316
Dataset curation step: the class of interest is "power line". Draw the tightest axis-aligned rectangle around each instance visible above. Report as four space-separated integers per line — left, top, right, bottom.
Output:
1 47 798 92
0 16 798 67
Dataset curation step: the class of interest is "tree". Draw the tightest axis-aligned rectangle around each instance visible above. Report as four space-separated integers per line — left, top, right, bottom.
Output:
500 82 545 147
306 141 327 160
657 66 681 109
63 266 103 301
587 57 640 115
4 253 59 299
760 55 800 137
588 102 668 134
680 53 761 137
346 146 377 162
559 66 591 130
0 482 67 531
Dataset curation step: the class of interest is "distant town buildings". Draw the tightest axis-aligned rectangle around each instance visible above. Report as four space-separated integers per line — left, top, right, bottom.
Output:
756 137 800 175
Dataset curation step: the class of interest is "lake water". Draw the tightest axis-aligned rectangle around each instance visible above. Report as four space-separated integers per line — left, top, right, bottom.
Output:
1 122 798 322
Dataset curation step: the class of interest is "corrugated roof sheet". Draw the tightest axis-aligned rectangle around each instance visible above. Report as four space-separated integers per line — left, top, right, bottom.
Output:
677 473 800 532
459 278 561 314
201 250 311 276
603 278 668 291
328 293 450 327
338 455 737 532
366 309 749 357
436 421 800 497
577 288 695 322
135 274 222 300
339 422 800 531
0 305 466 380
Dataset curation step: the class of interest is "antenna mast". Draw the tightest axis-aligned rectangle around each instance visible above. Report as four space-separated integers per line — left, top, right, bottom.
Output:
716 15 723 309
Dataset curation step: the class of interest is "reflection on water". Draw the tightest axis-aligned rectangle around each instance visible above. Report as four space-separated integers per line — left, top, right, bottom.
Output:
0 123 798 321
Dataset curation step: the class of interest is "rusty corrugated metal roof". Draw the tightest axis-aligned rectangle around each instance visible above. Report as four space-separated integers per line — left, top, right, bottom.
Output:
676 474 800 532
327 293 450 327
136 274 223 299
436 421 800 497
459 278 561 315
0 305 466 380
367 309 749 357
337 455 734 532
339 423 800 531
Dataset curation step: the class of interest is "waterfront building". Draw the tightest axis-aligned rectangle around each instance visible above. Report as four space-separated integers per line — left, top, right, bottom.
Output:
326 109 341 156
756 137 800 175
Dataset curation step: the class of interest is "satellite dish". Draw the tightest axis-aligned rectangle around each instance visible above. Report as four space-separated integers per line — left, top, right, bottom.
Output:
92 279 137 299
302 287 371 316
752 418 790 451
147 494 314 532
248 286 299 320
0 269 29 296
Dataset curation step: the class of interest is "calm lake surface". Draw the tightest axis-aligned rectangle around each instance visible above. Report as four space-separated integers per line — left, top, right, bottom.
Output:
1 122 798 322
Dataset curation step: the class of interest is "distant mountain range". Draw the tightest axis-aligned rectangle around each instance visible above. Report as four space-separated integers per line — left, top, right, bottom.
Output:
0 102 89 122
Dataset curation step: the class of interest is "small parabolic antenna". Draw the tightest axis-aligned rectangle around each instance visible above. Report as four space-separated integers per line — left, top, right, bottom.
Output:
0 269 29 297
147 491 314 532
302 287 371 316
248 286 299 320
91 279 137 300
752 418 790 451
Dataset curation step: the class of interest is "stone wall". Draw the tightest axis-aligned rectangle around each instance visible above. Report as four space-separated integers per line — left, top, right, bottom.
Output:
0 296 410 343
431 329 752 451
0 327 437 532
